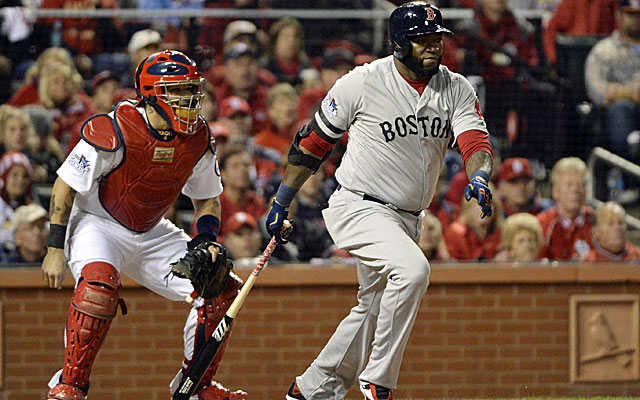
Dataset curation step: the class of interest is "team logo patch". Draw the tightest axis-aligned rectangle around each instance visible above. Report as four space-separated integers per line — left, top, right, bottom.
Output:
426 7 436 20
67 152 91 174
153 147 175 163
322 94 339 118
474 98 484 118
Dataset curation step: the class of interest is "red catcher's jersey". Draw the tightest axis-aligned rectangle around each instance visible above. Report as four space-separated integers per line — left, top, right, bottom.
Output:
86 102 211 232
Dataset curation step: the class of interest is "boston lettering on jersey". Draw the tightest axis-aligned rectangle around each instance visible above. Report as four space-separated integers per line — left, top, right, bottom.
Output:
379 114 452 142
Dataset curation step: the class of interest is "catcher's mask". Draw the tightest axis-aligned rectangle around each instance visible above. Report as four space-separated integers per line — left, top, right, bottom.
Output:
135 50 204 135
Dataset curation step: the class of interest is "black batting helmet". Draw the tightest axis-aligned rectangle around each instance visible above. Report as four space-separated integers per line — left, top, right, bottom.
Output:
389 2 453 60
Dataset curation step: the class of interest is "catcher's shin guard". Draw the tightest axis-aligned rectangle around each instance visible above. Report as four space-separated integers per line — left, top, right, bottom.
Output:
58 262 124 390
187 273 243 391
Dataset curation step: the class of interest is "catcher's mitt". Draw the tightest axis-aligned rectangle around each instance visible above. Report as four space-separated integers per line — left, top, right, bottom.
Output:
167 241 233 299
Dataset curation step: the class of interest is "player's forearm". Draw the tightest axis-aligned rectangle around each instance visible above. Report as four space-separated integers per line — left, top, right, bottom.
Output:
465 150 493 180
192 197 221 220
49 177 77 226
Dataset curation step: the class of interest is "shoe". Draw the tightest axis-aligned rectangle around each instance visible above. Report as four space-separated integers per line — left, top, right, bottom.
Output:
47 384 86 400
196 380 247 400
360 382 393 400
285 380 306 400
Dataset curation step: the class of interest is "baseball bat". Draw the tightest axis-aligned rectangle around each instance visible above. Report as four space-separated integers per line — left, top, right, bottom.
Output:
172 231 284 400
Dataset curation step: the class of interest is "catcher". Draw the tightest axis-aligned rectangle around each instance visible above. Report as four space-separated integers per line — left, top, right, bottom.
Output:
41 50 245 400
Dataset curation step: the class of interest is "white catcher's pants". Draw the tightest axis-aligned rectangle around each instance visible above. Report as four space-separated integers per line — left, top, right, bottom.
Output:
296 187 430 399
48 211 206 399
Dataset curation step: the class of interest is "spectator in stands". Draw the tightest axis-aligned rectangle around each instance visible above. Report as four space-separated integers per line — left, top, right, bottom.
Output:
255 83 299 155
90 70 121 114
38 0 125 57
206 43 272 134
543 0 616 67
444 183 504 261
537 157 594 260
1 203 48 264
8 47 75 107
23 105 64 184
583 201 640 261
221 211 264 268
585 0 640 163
286 169 349 261
494 212 545 262
297 47 356 121
0 105 48 183
498 157 552 217
198 0 269 56
218 95 254 145
35 61 97 149
123 28 163 89
0 152 33 244
455 0 543 146
261 17 312 87
419 211 450 262
209 121 230 158
200 81 218 122
217 145 266 237
0 105 36 155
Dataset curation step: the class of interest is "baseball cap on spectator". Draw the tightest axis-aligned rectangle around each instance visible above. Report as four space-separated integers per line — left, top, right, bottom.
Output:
499 158 532 182
322 48 355 70
219 96 251 118
0 151 33 192
224 42 257 61
209 121 230 143
226 212 258 234
223 20 258 45
128 29 162 54
12 203 47 230
91 70 119 94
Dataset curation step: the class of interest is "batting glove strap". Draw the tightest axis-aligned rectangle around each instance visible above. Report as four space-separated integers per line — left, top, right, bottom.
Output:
266 200 291 243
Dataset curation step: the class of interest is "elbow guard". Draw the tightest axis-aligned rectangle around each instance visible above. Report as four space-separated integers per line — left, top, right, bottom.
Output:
288 119 338 172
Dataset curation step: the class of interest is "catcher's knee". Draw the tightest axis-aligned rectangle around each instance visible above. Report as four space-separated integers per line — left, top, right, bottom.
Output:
72 262 122 319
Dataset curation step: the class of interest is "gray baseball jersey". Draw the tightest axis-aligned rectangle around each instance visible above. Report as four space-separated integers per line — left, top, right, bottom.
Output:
315 55 487 211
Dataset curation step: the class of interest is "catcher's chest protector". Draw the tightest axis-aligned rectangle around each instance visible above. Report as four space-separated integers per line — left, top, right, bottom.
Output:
97 102 210 232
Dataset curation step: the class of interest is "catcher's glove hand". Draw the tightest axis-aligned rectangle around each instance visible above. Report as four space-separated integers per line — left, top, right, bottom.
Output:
167 241 233 299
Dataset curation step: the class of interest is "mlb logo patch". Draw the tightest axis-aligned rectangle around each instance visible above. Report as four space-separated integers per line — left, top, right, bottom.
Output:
68 152 91 174
322 94 339 118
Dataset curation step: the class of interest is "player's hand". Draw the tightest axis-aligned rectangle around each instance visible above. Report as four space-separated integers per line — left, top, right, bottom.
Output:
41 248 67 290
266 200 293 243
464 175 493 219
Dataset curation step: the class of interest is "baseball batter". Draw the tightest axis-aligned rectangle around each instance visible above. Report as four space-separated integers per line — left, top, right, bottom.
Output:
41 51 245 400
266 3 494 400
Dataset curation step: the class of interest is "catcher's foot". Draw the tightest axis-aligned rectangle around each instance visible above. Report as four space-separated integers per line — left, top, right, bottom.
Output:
360 382 393 400
47 384 86 400
285 379 306 400
196 380 247 400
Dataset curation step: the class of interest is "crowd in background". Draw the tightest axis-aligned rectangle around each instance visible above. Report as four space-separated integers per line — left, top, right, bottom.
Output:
0 0 638 266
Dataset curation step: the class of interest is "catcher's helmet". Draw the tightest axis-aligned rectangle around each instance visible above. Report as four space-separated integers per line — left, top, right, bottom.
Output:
389 2 453 60
135 50 204 135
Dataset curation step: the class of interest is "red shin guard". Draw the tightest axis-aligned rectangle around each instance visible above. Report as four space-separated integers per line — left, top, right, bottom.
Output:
61 262 122 389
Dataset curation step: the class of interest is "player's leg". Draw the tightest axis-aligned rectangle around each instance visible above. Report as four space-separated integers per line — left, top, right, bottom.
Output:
291 188 426 399
47 215 131 400
131 218 245 400
357 236 429 392
292 260 383 400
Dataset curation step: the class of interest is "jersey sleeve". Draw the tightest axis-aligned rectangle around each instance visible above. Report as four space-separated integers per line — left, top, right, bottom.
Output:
57 139 121 194
450 75 488 143
182 149 223 200
313 69 364 139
